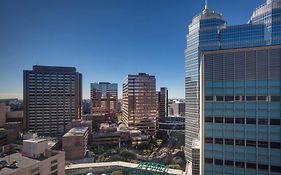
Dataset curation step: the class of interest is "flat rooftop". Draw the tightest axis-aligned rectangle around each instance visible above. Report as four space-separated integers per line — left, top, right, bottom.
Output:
24 138 47 143
0 153 39 175
64 127 88 137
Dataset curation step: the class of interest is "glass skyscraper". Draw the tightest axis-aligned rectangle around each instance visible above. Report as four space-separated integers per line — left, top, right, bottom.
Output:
202 45 281 175
185 0 281 167
185 5 226 163
90 82 118 118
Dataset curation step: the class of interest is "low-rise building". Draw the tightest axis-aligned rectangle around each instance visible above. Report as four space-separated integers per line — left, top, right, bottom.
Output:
62 127 89 160
0 138 65 175
92 132 121 147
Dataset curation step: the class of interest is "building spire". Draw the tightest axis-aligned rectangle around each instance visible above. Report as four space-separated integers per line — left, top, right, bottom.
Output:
205 0 208 10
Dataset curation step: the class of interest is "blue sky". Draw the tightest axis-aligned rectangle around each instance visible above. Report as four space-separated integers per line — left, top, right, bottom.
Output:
0 0 265 99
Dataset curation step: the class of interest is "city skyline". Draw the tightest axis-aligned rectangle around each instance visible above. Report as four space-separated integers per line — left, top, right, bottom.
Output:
0 0 265 99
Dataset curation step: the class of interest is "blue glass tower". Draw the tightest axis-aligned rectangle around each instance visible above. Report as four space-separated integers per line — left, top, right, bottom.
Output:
185 5 226 163
185 0 281 169
250 0 281 45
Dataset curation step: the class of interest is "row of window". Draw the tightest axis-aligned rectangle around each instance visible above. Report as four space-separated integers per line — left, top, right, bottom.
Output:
205 158 281 173
205 95 281 102
205 137 281 149
205 117 281 125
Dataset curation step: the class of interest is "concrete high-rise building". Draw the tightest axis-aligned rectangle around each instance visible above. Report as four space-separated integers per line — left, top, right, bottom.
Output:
157 87 168 118
122 73 157 135
185 0 281 164
201 45 281 175
23 65 82 136
90 82 118 120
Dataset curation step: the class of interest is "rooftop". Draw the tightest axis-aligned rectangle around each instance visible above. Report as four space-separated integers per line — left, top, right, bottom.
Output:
24 138 47 144
64 127 88 137
0 153 39 175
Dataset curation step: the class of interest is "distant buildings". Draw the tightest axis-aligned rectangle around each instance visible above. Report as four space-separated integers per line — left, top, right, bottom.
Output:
157 87 168 118
0 103 22 145
0 103 10 127
168 100 185 117
23 65 82 136
92 123 149 148
82 99 91 114
122 73 157 135
201 45 281 174
90 82 118 122
0 139 65 175
62 127 89 160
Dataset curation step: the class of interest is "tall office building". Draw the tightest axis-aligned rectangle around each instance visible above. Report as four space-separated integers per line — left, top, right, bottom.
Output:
201 45 281 175
90 82 118 118
250 0 281 45
185 0 281 163
122 73 157 135
23 65 82 136
157 87 168 118
185 4 227 163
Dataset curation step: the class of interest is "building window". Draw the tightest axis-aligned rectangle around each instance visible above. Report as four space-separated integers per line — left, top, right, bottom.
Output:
215 138 223 144
225 160 234 166
235 139 245 146
205 158 213 164
224 139 234 145
270 142 281 149
215 117 223 123
235 118 245 124
216 96 224 101
258 164 268 171
205 117 213 123
271 165 281 173
205 96 213 101
51 165 57 171
246 140 256 147
51 159 58 164
246 162 256 169
225 118 234 123
246 96 256 101
258 119 268 125
270 119 280 125
258 96 267 101
235 161 245 168
214 159 223 165
225 96 234 102
258 141 268 148
246 118 256 124
205 138 213 144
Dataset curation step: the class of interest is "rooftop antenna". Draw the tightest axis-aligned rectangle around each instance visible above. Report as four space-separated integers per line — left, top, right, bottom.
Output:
205 0 208 10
